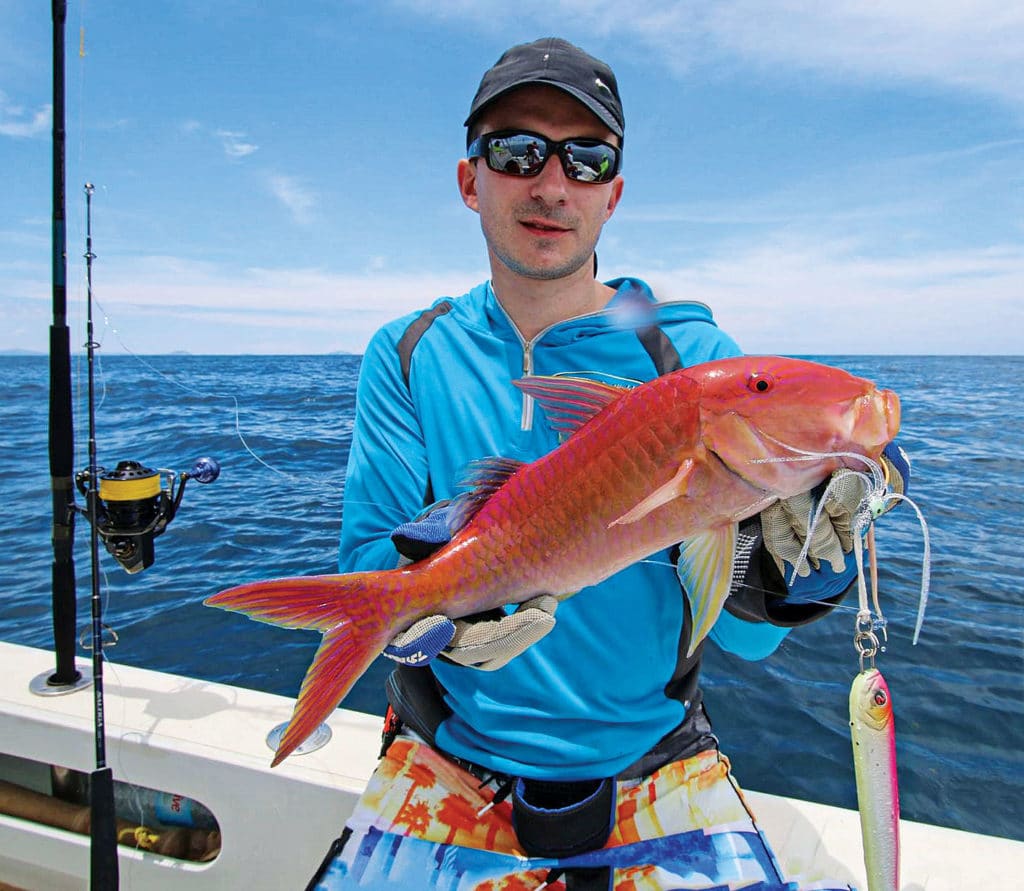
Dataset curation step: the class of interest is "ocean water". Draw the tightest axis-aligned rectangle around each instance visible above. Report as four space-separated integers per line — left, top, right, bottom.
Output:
1 353 1021 843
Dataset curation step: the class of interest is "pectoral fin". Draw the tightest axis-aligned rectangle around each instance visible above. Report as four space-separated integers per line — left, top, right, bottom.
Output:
677 524 737 657
610 459 696 527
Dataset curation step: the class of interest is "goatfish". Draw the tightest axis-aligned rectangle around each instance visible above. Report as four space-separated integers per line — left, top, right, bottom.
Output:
207 355 900 765
850 668 901 891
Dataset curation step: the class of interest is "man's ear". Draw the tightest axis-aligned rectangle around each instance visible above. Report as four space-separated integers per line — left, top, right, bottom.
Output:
457 158 480 213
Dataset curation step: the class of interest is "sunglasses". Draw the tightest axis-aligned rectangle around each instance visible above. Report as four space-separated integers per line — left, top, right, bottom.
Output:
467 129 621 184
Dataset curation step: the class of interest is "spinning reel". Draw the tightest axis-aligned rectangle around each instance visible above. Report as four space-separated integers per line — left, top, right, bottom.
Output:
75 457 220 574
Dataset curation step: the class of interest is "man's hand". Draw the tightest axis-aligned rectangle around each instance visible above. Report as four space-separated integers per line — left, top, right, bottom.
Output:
383 597 558 671
383 503 558 670
761 472 860 577
762 442 910 579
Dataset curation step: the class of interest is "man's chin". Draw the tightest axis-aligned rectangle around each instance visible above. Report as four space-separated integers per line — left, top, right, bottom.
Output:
499 251 593 281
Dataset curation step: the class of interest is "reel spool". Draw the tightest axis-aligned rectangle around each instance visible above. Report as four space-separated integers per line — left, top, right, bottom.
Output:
75 457 219 574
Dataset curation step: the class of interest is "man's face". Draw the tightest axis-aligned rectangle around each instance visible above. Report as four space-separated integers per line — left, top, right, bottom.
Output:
458 84 624 282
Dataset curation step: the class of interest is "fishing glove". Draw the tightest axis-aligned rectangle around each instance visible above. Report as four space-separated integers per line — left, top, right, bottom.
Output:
383 502 558 671
761 441 909 581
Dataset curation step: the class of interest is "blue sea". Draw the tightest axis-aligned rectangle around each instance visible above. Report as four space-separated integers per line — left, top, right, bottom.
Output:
1 353 1021 843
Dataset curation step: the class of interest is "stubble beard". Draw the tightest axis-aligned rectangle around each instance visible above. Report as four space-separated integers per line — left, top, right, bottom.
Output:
483 203 598 281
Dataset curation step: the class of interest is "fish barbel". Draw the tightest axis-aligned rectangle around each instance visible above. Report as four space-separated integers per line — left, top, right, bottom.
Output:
207 355 900 765
850 668 900 890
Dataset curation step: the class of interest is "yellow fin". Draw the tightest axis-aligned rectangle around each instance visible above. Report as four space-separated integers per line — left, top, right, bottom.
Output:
677 524 737 656
610 459 695 527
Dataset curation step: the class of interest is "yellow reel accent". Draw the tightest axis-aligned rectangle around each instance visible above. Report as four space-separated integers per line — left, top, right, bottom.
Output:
99 473 161 501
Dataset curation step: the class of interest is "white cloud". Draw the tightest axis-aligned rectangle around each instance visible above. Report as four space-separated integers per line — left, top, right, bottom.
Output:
52 256 487 354
8 237 1014 356
701 2 1024 103
268 175 316 225
396 0 1024 104
0 91 51 138
641 237 1024 355
216 129 259 158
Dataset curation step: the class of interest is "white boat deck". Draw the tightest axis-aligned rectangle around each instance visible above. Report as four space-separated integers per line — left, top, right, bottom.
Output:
1 640 1020 890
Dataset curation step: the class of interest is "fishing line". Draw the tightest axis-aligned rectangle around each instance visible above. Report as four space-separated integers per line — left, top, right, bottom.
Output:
64 24 337 502
746 441 932 641
79 292 341 496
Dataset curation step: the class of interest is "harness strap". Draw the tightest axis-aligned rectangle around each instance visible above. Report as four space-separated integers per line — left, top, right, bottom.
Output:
396 301 453 387
636 323 684 375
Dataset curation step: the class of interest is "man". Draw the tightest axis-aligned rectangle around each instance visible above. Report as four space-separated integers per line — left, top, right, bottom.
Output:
310 37 904 890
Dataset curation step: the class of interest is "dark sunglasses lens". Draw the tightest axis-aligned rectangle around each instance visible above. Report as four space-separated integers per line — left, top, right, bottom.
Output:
562 140 618 183
485 133 548 175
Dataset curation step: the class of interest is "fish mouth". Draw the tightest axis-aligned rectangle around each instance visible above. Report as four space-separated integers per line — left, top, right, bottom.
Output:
842 387 901 468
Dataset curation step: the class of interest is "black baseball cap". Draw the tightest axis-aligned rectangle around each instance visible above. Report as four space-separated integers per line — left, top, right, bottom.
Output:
465 38 624 144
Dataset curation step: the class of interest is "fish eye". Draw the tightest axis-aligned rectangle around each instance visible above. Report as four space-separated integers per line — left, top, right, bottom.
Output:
747 373 774 393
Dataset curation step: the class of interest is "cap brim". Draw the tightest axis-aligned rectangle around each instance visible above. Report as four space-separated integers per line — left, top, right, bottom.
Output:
465 80 623 138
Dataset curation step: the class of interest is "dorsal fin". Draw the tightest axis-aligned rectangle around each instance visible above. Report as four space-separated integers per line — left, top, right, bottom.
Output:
447 457 526 532
513 375 629 435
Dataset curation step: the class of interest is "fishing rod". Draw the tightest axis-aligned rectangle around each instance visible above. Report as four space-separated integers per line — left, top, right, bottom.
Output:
40 10 219 886
82 182 119 890
73 183 222 887
46 0 82 693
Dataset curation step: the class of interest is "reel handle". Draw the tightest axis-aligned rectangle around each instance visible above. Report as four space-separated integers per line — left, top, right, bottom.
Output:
185 456 220 484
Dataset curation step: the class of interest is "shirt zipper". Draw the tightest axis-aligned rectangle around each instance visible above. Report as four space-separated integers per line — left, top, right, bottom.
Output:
487 282 710 431
514 311 603 432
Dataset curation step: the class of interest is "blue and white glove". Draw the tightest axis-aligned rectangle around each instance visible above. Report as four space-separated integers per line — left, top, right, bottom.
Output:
761 441 910 587
383 502 558 671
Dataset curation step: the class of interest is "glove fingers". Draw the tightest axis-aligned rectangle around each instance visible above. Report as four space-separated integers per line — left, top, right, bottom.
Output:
763 491 849 576
761 501 814 577
446 607 557 671
517 593 559 615
773 492 813 537
821 470 868 553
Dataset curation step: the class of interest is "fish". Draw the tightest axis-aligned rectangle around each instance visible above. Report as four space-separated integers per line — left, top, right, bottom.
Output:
207 355 900 765
849 667 901 891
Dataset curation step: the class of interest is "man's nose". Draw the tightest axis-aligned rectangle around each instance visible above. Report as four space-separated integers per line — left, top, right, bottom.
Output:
528 153 570 202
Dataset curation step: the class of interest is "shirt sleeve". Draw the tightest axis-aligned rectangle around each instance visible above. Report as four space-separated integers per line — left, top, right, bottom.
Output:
713 515 855 660
338 324 429 574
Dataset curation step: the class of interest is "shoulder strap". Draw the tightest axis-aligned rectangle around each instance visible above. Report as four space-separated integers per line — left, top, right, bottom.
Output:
396 301 453 387
395 301 453 506
635 324 683 375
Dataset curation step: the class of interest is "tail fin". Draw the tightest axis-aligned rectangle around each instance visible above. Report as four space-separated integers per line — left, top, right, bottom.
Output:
206 573 395 766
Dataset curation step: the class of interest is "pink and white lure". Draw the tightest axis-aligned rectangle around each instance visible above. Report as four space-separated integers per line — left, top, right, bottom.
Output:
849 667 900 891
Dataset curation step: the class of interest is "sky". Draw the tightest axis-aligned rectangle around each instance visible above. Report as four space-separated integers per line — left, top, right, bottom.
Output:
2 1 1022 356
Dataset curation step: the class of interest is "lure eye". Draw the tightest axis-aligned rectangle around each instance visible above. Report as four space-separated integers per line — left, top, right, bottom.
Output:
873 691 887 706
747 373 774 394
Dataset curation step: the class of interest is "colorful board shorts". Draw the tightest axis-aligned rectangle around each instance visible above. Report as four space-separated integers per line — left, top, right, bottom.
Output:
309 733 853 890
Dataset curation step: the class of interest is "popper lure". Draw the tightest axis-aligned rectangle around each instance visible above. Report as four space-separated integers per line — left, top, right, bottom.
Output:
850 663 900 891
804 451 929 891
851 527 900 891
847 503 926 891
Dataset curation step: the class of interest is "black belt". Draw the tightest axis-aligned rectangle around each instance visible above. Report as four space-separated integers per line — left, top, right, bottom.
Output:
384 666 719 861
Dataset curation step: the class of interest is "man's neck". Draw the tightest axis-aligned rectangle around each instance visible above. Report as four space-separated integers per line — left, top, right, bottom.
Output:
490 261 616 341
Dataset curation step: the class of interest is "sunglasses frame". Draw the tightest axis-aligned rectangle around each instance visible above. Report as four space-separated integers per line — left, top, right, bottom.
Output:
467 129 622 184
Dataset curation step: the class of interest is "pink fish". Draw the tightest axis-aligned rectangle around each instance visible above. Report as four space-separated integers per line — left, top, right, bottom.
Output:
207 356 899 765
